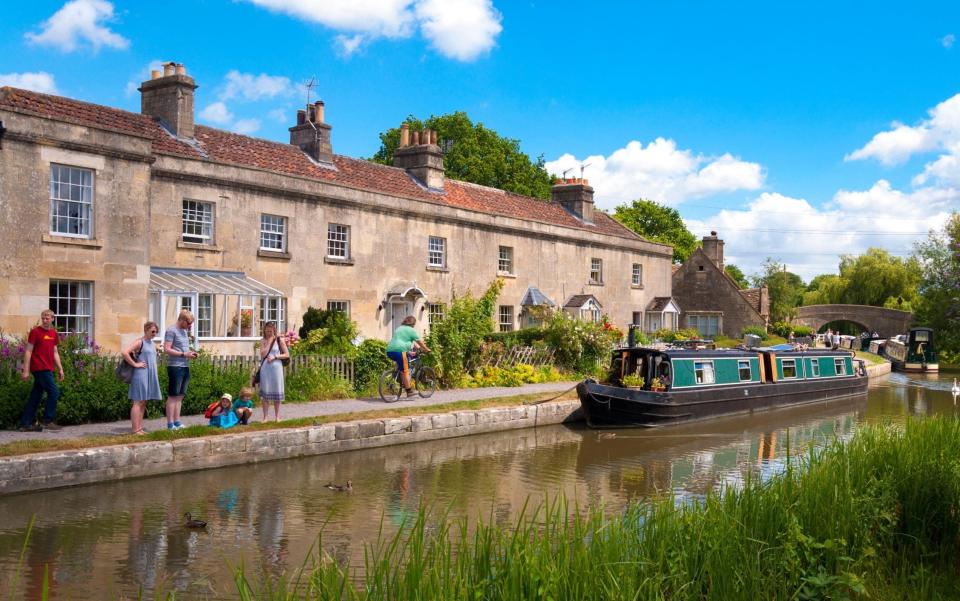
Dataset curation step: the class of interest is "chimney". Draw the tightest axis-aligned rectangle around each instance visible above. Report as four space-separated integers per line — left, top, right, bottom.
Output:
289 100 333 164
138 62 197 138
393 124 444 190
702 231 724 270
550 178 595 224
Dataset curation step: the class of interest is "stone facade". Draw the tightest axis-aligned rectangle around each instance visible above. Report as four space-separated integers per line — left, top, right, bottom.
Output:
0 64 674 353
671 232 769 338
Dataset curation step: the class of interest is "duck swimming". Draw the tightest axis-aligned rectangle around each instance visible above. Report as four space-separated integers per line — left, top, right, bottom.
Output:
325 480 353 492
184 512 207 528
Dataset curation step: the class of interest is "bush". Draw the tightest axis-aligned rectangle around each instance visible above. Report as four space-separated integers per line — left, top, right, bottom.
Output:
484 328 547 346
792 325 814 337
742 325 769 340
770 321 793 337
426 279 504 386
651 328 701 343
353 338 392 396
285 364 353 402
462 364 562 388
542 312 615 373
294 308 358 358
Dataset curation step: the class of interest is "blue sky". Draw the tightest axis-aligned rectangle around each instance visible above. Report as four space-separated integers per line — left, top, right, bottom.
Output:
2 0 959 280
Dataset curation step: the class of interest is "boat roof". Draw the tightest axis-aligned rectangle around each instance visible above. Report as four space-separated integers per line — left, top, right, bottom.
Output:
613 346 854 359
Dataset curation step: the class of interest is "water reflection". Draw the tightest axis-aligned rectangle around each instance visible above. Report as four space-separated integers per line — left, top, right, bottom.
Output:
1 371 957 599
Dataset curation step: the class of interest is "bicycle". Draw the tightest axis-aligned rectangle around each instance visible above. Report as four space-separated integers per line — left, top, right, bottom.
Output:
379 352 437 402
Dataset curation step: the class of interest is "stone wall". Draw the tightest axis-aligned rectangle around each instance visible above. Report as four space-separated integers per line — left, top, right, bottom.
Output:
672 247 765 337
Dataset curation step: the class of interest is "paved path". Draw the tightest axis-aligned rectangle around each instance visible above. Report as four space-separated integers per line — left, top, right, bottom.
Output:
0 381 579 445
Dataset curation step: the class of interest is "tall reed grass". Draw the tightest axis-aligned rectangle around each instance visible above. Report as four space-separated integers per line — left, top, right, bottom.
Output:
231 418 960 600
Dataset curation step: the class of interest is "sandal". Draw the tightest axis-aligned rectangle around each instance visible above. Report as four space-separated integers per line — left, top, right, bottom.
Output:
133 429 148 436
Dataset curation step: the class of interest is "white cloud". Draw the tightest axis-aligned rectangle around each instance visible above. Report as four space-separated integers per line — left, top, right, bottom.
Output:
222 70 295 102
545 137 764 209
199 102 234 125
0 71 58 94
124 59 165 96
232 118 262 135
416 0 501 61
243 0 502 61
25 0 130 53
943 33 955 49
846 93 960 165
268 108 290 123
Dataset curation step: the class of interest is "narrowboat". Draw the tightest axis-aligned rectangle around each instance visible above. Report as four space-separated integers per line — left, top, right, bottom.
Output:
577 344 868 428
883 327 938 373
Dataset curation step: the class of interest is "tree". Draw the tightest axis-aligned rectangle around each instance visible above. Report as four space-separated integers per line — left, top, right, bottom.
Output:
751 259 805 323
724 264 749 289
612 199 699 263
913 213 960 354
800 249 919 308
371 112 554 199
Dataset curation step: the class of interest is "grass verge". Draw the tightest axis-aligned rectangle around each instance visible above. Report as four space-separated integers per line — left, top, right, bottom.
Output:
0 390 578 458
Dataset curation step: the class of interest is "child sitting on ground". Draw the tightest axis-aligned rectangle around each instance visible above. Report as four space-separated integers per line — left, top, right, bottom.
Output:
233 387 255 425
207 393 239 429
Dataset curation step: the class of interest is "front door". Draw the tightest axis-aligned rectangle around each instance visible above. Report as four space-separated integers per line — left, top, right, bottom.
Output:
390 301 413 333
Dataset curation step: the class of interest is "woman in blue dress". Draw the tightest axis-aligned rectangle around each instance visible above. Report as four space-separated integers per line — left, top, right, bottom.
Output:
257 322 289 422
123 321 162 435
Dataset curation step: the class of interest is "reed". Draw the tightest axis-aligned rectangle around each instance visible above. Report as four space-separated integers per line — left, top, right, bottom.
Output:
232 417 960 600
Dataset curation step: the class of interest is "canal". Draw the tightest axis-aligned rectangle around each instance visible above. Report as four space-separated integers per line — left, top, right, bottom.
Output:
1 372 957 599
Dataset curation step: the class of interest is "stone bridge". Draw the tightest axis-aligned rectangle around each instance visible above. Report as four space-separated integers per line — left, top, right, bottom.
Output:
792 305 913 337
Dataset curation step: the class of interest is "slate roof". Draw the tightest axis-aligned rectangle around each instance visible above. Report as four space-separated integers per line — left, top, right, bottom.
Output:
739 288 766 316
646 296 678 312
0 87 650 242
520 286 556 307
563 294 602 309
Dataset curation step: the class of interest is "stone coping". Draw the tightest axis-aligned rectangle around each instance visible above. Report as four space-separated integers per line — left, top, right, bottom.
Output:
0 401 583 496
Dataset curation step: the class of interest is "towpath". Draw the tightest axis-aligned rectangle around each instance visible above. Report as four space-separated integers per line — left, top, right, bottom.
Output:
0 381 578 445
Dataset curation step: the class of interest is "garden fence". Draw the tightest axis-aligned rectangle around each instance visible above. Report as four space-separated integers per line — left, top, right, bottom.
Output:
478 345 556 369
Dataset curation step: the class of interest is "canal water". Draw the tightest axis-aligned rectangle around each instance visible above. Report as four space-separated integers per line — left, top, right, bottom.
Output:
1 372 957 599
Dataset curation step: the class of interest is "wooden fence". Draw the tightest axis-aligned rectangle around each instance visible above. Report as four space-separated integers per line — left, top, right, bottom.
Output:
207 354 354 384
477 345 556 369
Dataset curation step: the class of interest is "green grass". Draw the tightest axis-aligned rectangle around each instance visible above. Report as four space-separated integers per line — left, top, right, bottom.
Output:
223 417 960 600
0 391 578 458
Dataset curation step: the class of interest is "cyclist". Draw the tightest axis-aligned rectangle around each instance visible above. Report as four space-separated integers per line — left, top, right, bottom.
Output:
386 315 431 398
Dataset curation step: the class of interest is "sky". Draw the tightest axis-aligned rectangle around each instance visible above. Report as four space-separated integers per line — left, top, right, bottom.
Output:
2 0 959 280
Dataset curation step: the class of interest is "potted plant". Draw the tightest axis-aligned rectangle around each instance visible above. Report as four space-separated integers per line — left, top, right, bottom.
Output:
232 310 254 337
650 376 665 392
622 373 645 389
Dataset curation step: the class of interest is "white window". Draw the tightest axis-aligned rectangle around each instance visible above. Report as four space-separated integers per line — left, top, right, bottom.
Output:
688 314 721 337
327 223 350 259
428 236 446 268
260 297 286 333
182 200 213 244
260 215 287 252
782 359 798 379
738 359 752 382
499 305 514 332
811 360 820 377
580 306 602 323
428 303 445 329
590 258 603 284
498 246 514 274
694 360 716 385
834 358 846 375
49 280 93 339
632 263 642 286
197 294 213 337
50 164 93 237
327 300 350 315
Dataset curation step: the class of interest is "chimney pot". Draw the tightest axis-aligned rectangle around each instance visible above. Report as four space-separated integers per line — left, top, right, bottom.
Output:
412 130 420 145
314 100 325 123
430 130 438 145
551 179 595 224
150 70 161 80
163 62 175 76
394 127 445 189
297 109 306 125
710 230 717 236
400 123 410 147
175 63 186 76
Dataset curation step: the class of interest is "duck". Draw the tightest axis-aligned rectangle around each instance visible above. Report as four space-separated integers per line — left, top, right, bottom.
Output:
325 480 353 492
952 379 959 396
184 512 207 529
598 432 617 440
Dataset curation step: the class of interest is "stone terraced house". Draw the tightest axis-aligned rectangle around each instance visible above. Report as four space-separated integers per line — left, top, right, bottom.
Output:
0 63 675 353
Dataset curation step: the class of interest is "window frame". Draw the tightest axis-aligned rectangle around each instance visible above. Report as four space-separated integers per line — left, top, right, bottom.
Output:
498 305 515 332
326 223 351 260
738 359 752 382
182 199 214 244
49 164 94 238
326 300 350 316
498 245 514 275
428 303 445 329
428 236 446 268
260 214 287 252
834 358 846 375
49 280 94 340
197 293 214 337
811 360 820 377
589 257 603 284
694 360 716 385
631 263 642 286
781 358 798 379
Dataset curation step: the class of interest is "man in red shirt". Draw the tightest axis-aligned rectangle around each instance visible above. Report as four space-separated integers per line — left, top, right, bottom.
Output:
19 309 65 432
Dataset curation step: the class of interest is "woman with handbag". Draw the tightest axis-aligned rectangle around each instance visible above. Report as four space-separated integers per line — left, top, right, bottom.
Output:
256 321 289 422
123 321 161 435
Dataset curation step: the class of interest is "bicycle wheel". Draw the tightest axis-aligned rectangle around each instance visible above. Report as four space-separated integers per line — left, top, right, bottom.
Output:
415 366 437 398
378 368 402 402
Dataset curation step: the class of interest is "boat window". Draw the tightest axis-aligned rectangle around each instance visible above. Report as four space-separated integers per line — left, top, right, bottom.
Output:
782 359 797 379
738 359 752 381
694 361 716 384
811 360 820 377
834 358 846 375
914 330 929 342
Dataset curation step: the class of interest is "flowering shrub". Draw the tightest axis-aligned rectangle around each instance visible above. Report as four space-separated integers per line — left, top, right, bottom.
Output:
462 364 562 388
542 312 616 373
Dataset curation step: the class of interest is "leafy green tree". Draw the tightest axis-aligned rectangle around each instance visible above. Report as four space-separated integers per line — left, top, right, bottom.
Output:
295 308 358 357
836 248 919 307
425 279 504 386
802 274 846 306
913 213 960 355
724 264 749 289
751 259 805 323
612 199 699 263
371 112 554 199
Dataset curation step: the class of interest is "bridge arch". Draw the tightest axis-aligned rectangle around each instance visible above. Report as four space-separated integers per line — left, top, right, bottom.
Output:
792 305 912 338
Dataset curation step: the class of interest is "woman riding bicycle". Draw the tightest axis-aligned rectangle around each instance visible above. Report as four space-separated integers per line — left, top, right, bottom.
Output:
386 316 431 398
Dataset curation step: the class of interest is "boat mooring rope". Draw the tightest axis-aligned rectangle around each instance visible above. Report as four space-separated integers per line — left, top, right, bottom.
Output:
523 383 580 405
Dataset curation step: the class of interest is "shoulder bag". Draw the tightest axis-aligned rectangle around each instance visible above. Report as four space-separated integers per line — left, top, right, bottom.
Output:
115 340 144 384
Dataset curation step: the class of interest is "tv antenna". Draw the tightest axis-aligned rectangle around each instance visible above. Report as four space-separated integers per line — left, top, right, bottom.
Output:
303 76 317 105
579 162 591 179
562 167 573 179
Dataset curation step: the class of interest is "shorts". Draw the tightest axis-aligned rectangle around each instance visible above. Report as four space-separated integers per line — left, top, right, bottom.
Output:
386 351 410 377
167 366 190 397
